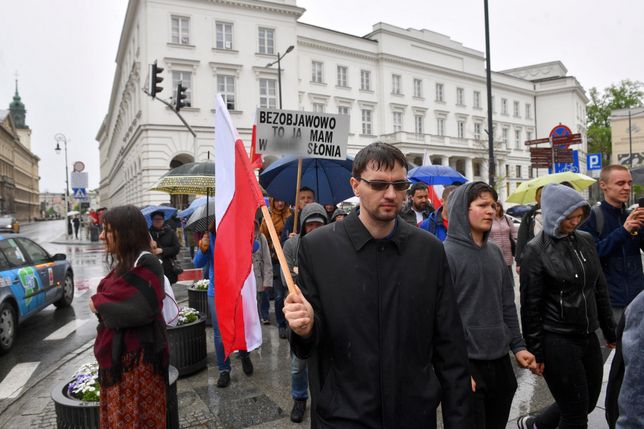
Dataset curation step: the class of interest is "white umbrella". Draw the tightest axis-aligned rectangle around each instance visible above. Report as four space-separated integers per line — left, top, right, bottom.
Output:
67 210 80 216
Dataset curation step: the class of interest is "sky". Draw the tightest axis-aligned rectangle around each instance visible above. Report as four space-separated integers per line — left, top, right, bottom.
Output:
1 0 642 193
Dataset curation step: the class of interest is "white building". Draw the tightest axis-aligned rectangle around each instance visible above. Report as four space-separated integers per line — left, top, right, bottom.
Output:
98 0 589 207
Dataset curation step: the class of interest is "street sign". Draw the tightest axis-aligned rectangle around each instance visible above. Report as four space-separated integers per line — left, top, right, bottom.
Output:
524 133 582 146
587 153 603 171
70 172 88 189
72 188 87 199
552 150 580 173
255 108 350 160
549 124 573 139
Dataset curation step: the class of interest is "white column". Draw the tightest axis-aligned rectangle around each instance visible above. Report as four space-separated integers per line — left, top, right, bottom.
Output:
465 157 474 180
481 159 489 183
441 156 450 166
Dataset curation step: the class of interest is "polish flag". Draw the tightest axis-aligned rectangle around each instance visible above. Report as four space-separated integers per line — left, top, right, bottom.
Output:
422 150 443 209
249 114 263 169
214 95 265 357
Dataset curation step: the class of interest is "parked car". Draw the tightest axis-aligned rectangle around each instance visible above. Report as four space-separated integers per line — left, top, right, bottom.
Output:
0 215 20 234
0 234 74 354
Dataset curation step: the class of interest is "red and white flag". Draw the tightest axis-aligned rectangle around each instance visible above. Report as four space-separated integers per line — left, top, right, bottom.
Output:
214 95 265 357
422 150 443 209
249 114 263 169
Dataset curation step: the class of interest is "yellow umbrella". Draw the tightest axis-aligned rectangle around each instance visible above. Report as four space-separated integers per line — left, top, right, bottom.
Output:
506 172 596 204
150 161 214 195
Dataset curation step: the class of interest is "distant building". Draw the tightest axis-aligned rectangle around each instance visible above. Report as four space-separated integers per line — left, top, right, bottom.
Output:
610 106 644 168
0 81 40 221
98 0 588 206
39 192 65 218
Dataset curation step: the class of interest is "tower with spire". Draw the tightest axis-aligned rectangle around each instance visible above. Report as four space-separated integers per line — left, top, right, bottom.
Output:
8 78 32 150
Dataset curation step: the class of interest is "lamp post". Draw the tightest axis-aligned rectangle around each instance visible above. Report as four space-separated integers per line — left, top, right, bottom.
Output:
484 0 495 188
54 133 70 235
266 45 294 109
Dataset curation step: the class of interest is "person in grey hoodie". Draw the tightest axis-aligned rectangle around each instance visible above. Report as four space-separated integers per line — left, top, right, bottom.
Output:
445 181 535 429
281 202 329 423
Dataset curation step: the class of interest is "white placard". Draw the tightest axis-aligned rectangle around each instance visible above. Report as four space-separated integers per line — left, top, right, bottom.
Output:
70 171 88 189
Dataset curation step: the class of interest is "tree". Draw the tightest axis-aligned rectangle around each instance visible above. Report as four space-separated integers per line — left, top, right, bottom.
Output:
587 80 644 162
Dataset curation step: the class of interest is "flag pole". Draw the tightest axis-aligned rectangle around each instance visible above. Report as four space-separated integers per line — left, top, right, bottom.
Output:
260 205 297 295
292 158 303 235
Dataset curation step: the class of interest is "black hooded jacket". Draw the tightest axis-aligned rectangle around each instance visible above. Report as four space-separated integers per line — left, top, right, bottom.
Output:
149 224 180 283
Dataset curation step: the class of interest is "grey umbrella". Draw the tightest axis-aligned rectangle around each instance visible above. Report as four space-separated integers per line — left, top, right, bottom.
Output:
185 200 216 232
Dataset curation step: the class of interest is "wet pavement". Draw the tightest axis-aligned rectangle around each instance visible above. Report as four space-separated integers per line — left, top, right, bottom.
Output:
0 220 614 428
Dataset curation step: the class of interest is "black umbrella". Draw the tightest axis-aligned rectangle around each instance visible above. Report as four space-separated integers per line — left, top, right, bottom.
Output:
184 200 216 232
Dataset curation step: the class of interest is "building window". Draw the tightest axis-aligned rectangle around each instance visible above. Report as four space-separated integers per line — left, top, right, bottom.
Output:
217 75 235 110
215 22 233 50
360 70 371 91
414 79 422 98
259 78 276 108
361 109 373 135
392 74 402 95
415 115 424 135
337 66 348 87
505 164 510 177
515 129 521 149
474 162 481 177
172 71 192 106
516 165 522 178
456 87 464 106
513 101 520 118
435 83 444 102
437 118 445 136
474 122 482 140
473 91 481 109
393 112 403 132
501 98 508 115
525 103 532 119
312 61 324 83
526 131 533 141
312 103 325 113
457 120 465 138
501 128 509 145
171 16 190 45
258 27 274 55
338 106 349 116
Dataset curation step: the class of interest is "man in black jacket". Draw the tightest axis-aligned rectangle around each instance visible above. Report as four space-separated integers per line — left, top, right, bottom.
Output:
284 142 472 428
400 182 433 226
149 211 181 284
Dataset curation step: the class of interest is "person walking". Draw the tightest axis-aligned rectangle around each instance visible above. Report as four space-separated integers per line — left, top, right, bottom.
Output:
284 142 473 428
280 187 316 242
400 182 433 226
72 215 81 239
488 201 518 276
149 211 181 284
444 182 535 429
518 184 617 429
253 218 273 324
89 205 169 428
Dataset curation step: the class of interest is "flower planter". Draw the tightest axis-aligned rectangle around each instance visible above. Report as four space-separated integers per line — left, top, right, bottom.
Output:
51 366 179 429
187 287 211 326
167 313 208 377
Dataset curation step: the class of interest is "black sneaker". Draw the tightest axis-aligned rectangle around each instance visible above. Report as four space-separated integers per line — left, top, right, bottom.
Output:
216 371 230 388
241 355 254 375
290 399 307 423
278 326 288 339
517 415 536 429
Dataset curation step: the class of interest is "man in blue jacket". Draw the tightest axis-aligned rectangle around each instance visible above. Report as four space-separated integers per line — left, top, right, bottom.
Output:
580 165 644 321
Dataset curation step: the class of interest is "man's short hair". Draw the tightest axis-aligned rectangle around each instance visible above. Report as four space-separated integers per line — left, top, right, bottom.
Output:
352 142 408 178
300 186 315 197
442 185 458 201
599 164 629 183
466 182 498 207
409 182 427 197
150 210 165 219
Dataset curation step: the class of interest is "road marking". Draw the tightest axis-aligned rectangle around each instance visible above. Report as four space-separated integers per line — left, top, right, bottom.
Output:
0 362 39 399
43 319 91 341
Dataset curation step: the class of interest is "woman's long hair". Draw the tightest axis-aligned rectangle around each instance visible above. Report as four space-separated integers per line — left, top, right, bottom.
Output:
102 205 152 276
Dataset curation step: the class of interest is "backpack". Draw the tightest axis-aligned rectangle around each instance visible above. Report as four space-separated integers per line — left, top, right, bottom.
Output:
591 205 605 237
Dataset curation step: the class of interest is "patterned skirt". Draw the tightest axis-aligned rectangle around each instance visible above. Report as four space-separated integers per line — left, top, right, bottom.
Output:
99 359 166 428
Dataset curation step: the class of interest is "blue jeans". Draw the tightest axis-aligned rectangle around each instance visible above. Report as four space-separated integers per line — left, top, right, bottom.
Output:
208 298 250 373
259 290 270 321
273 262 286 328
291 353 308 400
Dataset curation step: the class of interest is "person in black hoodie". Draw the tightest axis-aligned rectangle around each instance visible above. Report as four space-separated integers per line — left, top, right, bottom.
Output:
149 211 181 284
517 184 617 429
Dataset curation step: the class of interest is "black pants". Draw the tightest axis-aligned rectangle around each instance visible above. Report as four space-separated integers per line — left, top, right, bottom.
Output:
469 355 517 429
534 332 603 429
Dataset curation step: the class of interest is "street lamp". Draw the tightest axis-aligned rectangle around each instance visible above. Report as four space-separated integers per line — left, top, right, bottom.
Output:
54 133 70 235
265 45 294 109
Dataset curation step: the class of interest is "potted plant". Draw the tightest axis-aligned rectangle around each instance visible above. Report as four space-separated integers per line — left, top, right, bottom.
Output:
187 279 211 325
51 361 179 428
167 307 207 377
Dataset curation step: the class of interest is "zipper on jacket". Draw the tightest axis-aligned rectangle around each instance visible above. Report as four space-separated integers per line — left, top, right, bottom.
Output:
559 290 564 320
572 242 590 334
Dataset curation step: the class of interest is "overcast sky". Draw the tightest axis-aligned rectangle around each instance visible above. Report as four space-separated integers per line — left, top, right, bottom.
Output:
1 0 642 193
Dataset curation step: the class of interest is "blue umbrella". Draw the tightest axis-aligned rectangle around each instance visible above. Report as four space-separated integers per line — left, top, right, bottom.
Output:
177 197 208 219
141 205 178 228
506 204 534 217
259 156 354 205
408 165 468 186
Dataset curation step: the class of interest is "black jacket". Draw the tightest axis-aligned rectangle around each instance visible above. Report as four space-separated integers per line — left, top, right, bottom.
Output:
149 224 180 283
515 204 538 265
520 231 616 362
290 210 473 429
399 202 433 226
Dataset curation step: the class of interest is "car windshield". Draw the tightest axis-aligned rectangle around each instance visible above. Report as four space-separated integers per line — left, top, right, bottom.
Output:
0 216 13 223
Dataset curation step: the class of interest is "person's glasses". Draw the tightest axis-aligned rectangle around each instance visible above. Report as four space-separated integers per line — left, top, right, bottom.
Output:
356 177 412 192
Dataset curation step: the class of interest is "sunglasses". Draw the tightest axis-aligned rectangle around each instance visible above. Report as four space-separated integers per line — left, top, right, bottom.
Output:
356 177 412 192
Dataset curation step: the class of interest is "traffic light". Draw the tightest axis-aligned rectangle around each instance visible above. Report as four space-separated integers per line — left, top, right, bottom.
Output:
175 82 188 111
148 61 164 98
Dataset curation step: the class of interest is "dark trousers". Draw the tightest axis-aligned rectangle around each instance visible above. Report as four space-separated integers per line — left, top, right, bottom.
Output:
534 332 603 429
469 355 517 429
272 261 286 328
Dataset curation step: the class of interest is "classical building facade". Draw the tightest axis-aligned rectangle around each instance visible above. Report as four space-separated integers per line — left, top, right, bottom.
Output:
98 0 589 207
610 106 644 168
0 84 40 221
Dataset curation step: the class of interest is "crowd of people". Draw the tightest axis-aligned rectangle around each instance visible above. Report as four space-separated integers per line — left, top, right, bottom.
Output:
87 142 643 428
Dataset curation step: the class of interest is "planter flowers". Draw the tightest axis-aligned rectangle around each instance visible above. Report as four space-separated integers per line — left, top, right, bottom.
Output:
67 362 100 402
187 280 211 326
193 279 209 291
176 306 199 326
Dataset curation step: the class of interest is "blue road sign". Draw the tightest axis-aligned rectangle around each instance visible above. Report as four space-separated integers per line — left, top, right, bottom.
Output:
72 188 87 199
550 150 580 174
587 153 603 171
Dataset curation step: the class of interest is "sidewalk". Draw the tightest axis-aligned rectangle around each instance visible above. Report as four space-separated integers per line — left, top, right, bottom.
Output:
50 232 101 246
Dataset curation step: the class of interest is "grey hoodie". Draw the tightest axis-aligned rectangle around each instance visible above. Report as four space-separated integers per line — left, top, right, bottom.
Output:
281 203 328 285
540 183 590 238
444 182 526 360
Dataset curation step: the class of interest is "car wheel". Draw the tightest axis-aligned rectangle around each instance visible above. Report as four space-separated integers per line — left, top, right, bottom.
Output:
0 302 17 354
54 272 74 308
